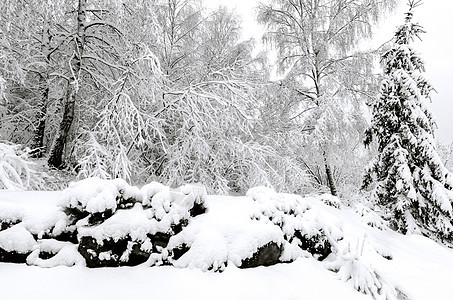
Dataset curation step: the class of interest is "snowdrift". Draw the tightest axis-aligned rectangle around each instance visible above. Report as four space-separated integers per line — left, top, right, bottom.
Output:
1 178 453 299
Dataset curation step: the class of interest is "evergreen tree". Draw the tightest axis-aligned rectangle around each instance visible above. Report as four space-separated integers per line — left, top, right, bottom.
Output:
363 0 453 242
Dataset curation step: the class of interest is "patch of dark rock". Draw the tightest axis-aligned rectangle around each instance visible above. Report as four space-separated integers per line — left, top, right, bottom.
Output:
172 243 190 260
171 219 188 235
0 248 30 264
88 209 114 225
189 202 207 218
295 230 331 261
78 236 129 268
240 242 282 269
0 220 21 231
116 196 138 209
122 243 151 266
149 232 171 249
54 230 79 244
38 251 56 260
64 207 90 224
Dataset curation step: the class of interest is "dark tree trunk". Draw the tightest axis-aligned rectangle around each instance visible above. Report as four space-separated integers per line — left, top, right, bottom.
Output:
48 0 86 168
31 22 51 158
48 88 76 168
31 85 49 158
323 150 337 196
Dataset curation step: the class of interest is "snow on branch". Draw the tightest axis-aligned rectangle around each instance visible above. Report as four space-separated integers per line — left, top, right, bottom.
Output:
0 142 46 190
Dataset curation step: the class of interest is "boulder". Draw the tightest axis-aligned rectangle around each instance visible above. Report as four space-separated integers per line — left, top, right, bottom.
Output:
240 242 282 268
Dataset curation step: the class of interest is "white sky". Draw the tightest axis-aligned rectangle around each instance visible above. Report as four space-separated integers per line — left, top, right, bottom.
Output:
204 0 453 143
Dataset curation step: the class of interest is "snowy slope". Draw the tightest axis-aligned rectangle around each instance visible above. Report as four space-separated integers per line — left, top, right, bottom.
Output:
1 190 453 300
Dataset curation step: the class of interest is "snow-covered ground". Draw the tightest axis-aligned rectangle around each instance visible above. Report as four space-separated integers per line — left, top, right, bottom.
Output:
1 189 453 300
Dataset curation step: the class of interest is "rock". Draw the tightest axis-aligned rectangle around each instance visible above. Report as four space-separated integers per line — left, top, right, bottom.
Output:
294 230 331 260
240 242 282 268
189 202 207 218
78 236 128 268
149 232 172 249
171 243 190 260
0 248 31 264
0 220 20 231
123 243 151 266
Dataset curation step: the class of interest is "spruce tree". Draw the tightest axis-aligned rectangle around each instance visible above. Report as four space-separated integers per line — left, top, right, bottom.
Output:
363 0 453 242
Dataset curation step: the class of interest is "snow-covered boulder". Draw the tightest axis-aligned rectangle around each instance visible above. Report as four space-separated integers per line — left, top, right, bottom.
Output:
0 224 37 263
70 181 208 267
167 195 285 271
240 241 282 268
26 239 85 267
59 177 142 226
247 187 343 262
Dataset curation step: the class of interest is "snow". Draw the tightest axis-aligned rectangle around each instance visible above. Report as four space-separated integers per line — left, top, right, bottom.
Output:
27 241 85 268
78 204 150 243
0 259 369 300
2 187 453 299
59 177 140 214
0 190 67 237
0 224 37 253
168 195 284 270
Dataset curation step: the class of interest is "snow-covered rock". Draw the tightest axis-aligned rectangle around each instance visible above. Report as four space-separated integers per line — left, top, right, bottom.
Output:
0 224 37 263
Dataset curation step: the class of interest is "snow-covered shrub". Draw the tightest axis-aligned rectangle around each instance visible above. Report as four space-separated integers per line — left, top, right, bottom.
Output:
247 187 344 262
354 203 389 230
316 193 342 209
74 132 113 180
0 142 46 190
326 239 403 300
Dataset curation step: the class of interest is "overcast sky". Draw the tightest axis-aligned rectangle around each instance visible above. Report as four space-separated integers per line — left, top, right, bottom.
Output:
204 0 453 143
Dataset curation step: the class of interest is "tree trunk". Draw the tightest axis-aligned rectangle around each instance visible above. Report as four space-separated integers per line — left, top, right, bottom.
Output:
48 0 86 168
31 85 49 158
323 150 337 196
32 23 51 158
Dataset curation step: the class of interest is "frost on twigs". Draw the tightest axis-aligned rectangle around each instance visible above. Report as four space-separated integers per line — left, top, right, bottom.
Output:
0 142 46 190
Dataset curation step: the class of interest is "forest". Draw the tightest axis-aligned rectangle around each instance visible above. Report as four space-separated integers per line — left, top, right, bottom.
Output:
1 0 403 194
2 0 453 272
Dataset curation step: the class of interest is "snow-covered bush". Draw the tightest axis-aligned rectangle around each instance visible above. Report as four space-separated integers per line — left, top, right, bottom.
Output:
326 242 399 299
0 142 46 190
354 203 389 230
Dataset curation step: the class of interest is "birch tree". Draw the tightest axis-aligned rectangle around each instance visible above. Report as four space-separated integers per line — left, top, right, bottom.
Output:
66 0 164 180
257 0 395 196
